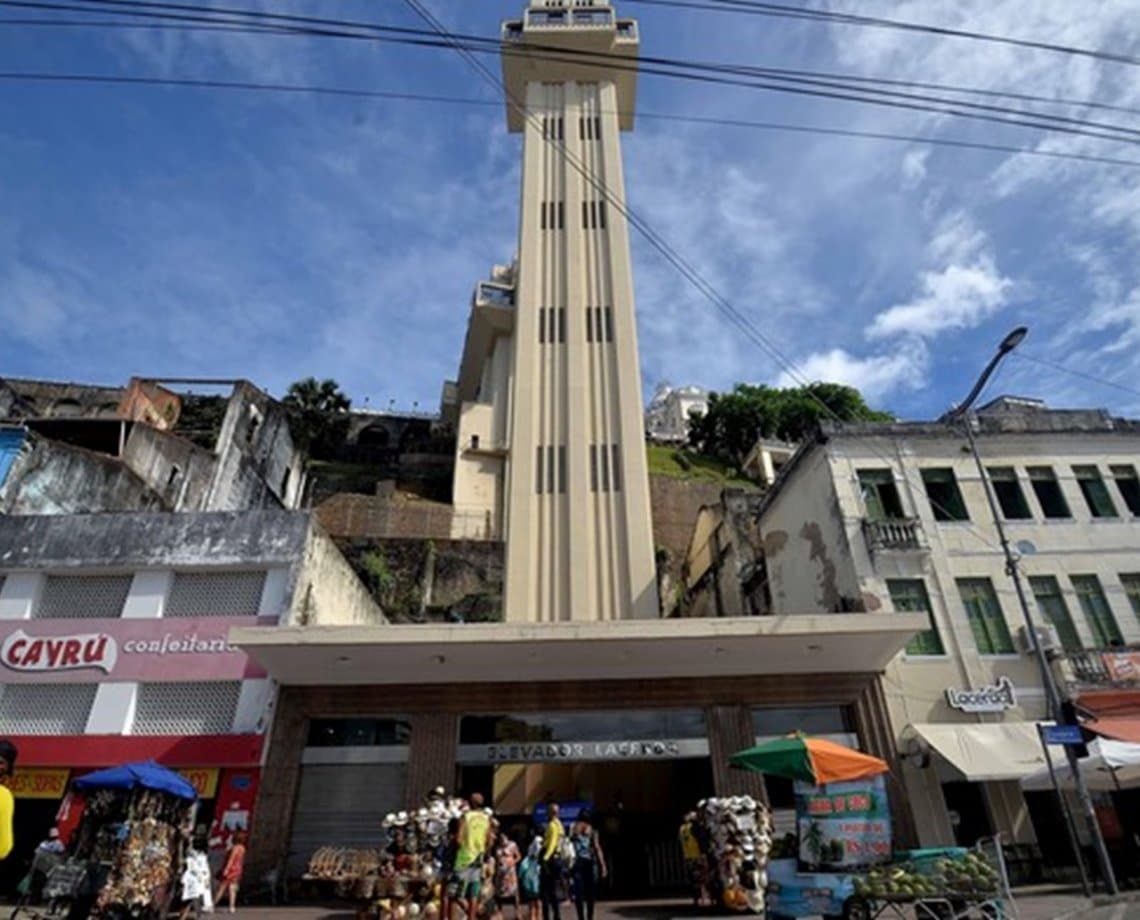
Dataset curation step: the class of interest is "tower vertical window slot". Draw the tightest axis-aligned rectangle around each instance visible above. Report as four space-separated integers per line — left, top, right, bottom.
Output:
610 444 622 492
558 201 564 229
538 308 547 344
589 445 599 492
559 445 567 494
547 445 556 494
599 443 610 491
594 116 601 139
604 307 613 342
558 307 566 343
535 446 545 495
585 307 594 342
540 202 548 230
582 201 590 229
598 200 607 229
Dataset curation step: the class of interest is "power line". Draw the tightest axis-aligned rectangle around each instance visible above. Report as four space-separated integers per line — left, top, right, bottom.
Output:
5 69 1140 171
10 0 1140 148
625 0 1140 69
1010 352 1140 402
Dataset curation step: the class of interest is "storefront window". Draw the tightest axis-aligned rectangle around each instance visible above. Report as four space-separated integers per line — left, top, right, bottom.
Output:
459 710 707 744
306 717 411 747
751 706 850 737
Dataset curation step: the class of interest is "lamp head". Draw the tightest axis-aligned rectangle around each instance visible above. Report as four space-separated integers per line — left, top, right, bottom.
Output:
998 326 1028 354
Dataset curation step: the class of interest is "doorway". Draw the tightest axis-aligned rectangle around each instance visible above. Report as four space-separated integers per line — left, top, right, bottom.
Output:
458 758 714 897
942 781 993 847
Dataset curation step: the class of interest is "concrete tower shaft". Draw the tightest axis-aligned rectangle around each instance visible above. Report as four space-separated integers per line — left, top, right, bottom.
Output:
499 0 658 622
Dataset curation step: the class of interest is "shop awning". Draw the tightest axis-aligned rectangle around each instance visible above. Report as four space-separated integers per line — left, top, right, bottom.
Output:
1022 738 1140 792
1086 718 1140 744
230 614 928 686
905 722 1049 781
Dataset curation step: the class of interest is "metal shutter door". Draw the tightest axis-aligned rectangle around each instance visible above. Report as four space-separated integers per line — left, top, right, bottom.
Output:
287 764 407 876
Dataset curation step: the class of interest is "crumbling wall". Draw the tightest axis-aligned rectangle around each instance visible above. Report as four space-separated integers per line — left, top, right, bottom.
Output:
122 424 215 510
289 527 387 626
0 433 165 515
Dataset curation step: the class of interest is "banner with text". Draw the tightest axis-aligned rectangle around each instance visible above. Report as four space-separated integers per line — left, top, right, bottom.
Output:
794 775 891 872
0 617 269 683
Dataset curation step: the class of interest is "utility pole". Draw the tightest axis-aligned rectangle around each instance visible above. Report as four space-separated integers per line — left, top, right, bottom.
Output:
946 327 1118 896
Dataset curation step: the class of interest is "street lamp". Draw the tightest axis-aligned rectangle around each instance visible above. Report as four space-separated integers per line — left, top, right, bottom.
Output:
946 327 1118 895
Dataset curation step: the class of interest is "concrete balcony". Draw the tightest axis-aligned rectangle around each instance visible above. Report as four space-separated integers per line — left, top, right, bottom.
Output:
1056 648 1140 689
862 517 927 553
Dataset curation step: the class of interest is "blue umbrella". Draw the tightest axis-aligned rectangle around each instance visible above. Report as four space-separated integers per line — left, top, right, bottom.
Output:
73 760 197 801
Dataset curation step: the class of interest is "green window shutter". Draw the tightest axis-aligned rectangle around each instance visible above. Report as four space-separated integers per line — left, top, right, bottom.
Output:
887 579 944 656
957 579 1014 655
1029 576 1082 652
1072 575 1123 647
1121 574 1140 626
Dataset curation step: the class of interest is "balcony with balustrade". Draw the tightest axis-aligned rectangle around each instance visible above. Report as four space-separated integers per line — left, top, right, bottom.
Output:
1056 647 1140 690
861 517 928 553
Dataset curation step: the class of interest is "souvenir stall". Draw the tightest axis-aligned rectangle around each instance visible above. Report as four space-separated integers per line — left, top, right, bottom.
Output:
691 796 773 914
725 735 1010 920
68 761 198 919
304 788 466 919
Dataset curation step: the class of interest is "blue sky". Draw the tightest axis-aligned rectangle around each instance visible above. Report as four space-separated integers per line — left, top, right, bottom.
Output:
3 0 1140 421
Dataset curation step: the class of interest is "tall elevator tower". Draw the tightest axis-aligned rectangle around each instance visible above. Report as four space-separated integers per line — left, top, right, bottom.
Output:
500 1 658 622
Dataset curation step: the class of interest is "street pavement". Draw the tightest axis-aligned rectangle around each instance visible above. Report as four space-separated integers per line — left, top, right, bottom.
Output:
54 891 1128 920
4 889 1140 919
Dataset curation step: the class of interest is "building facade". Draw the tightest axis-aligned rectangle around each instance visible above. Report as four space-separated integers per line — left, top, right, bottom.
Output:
0 508 381 886
754 400 1140 868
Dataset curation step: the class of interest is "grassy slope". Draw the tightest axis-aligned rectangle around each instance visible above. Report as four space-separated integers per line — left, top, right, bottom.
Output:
645 444 757 489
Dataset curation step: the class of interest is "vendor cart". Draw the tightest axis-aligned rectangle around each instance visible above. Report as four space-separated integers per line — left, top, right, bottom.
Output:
726 735 1015 920
65 761 198 920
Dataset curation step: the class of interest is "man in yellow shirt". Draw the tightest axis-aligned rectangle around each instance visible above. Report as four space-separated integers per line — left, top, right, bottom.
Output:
452 793 491 920
679 812 707 906
0 740 18 861
539 803 565 920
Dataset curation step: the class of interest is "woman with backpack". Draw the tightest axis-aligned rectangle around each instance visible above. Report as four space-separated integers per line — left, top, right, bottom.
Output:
568 812 606 920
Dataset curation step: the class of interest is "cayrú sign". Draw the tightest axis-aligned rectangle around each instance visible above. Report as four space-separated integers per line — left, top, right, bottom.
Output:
0 618 267 683
945 676 1017 713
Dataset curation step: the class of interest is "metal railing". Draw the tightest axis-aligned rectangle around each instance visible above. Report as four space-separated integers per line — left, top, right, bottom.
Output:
862 517 926 552
1060 648 1140 686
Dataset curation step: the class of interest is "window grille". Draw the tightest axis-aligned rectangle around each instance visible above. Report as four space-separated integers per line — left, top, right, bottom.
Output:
165 571 267 618
0 575 6 597
132 681 241 735
35 574 132 619
0 684 96 734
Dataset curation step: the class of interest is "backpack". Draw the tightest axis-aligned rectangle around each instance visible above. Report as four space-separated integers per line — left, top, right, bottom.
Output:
519 857 540 898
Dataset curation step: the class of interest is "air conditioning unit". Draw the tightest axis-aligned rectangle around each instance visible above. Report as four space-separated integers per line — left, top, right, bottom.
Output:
1017 623 1060 656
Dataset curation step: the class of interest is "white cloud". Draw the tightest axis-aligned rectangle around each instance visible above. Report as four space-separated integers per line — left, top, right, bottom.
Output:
867 260 1013 339
776 341 928 402
901 148 929 189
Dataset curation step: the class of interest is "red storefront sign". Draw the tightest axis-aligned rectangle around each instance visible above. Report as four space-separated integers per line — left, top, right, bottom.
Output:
1101 652 1140 683
0 617 268 682
209 769 262 845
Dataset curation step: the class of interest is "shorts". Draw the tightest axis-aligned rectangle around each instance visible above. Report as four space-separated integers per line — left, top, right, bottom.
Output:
455 864 482 900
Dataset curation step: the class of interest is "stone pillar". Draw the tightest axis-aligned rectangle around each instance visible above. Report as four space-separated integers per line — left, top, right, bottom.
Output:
247 686 307 880
707 705 767 802
854 676 917 848
407 712 460 802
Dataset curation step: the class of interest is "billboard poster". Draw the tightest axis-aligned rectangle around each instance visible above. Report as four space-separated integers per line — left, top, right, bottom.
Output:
794 775 891 871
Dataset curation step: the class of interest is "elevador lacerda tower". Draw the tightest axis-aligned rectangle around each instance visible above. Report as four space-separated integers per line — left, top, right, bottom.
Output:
493 0 659 623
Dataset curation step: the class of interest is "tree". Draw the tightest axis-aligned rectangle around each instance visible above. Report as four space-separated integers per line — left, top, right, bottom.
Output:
688 382 891 464
282 377 351 458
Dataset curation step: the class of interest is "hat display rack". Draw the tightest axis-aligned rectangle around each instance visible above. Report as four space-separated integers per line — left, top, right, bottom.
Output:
695 795 773 915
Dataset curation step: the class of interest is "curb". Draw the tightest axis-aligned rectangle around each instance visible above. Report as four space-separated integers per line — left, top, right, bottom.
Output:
1053 892 1140 920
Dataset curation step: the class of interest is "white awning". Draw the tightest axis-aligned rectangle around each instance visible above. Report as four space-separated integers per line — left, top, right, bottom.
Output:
1021 738 1140 792
906 722 1050 782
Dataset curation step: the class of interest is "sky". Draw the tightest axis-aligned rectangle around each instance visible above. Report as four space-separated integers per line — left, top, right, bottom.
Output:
3 0 1140 421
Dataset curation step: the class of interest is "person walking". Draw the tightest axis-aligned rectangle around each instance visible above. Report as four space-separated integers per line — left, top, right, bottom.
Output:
678 812 707 906
0 740 18 862
214 830 247 913
569 812 606 920
452 793 492 920
519 832 542 920
538 804 565 920
491 824 522 920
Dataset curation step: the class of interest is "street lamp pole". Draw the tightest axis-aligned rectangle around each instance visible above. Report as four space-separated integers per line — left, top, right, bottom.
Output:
946 327 1118 895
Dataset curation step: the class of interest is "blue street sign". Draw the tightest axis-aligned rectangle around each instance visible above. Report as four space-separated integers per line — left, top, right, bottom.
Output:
1043 724 1084 745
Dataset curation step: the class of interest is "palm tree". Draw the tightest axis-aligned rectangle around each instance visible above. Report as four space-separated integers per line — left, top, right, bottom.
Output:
282 377 351 457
